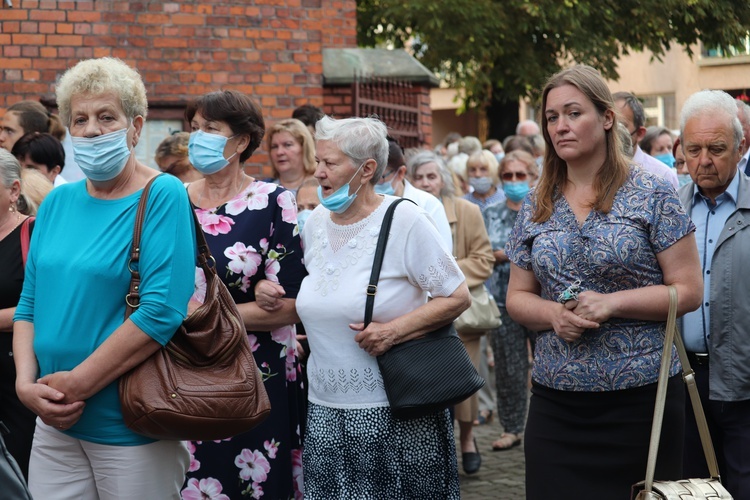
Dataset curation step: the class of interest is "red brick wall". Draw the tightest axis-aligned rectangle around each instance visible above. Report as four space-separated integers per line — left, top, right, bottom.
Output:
0 0 357 174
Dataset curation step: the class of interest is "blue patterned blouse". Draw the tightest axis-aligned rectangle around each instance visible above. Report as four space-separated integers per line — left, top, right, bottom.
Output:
506 168 694 391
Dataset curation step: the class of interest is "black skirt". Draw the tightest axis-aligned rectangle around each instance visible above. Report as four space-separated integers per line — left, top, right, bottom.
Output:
525 376 684 500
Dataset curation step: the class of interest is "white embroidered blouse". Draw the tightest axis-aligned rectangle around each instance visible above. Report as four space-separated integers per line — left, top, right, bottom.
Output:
296 195 466 409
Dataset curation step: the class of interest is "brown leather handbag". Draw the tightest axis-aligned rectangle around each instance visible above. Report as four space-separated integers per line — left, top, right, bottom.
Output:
119 176 271 441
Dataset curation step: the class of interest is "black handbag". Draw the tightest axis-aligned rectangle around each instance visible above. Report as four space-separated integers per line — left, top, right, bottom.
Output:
366 198 485 420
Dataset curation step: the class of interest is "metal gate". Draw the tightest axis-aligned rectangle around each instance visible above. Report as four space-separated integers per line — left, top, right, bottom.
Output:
352 74 423 149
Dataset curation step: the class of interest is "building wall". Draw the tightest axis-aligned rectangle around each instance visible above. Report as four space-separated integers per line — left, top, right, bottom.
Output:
606 44 750 130
0 0 357 175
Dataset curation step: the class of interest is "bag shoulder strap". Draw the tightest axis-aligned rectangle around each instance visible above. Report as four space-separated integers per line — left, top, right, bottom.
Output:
643 286 721 493
364 198 416 327
125 175 212 317
20 216 34 267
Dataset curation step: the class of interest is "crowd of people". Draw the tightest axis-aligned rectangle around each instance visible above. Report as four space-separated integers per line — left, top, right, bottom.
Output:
1 55 750 500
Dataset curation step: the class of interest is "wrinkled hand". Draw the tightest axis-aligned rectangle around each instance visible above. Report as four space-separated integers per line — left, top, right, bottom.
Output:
551 302 600 343
255 280 286 312
570 291 614 324
350 322 398 357
16 380 85 431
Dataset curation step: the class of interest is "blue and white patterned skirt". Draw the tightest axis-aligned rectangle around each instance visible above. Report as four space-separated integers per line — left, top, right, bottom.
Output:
302 402 460 499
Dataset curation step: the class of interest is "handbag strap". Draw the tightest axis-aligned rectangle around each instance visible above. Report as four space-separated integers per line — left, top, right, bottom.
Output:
643 286 721 492
364 198 415 327
20 216 34 267
125 175 213 317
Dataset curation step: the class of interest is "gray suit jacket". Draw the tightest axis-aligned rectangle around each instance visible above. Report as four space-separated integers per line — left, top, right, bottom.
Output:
679 173 750 401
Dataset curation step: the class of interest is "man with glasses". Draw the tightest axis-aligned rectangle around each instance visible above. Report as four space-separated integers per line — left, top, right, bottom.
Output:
613 91 679 189
376 137 452 252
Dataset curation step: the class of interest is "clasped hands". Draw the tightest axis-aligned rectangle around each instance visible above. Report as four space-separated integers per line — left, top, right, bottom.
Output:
553 290 612 342
17 370 86 431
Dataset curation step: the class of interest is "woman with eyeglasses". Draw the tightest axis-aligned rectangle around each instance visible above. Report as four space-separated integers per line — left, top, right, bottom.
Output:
481 150 539 452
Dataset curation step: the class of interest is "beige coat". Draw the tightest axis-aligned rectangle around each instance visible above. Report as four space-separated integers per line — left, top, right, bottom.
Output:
442 196 494 287
443 195 495 424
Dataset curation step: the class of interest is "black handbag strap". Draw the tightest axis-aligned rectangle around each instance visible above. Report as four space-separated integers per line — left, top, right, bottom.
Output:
125 174 213 317
364 198 416 327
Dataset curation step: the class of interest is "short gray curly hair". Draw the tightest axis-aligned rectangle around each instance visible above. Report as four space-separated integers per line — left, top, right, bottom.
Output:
56 57 148 127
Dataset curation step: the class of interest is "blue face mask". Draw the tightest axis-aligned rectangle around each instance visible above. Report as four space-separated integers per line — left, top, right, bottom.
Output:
188 130 237 175
654 153 676 169
678 174 692 187
374 180 395 196
296 209 313 232
494 152 505 163
503 181 531 202
317 162 365 214
71 126 131 182
469 176 493 195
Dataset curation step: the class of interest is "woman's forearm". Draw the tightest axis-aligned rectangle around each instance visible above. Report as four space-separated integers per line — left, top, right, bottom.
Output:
41 319 163 403
389 284 471 344
506 290 562 331
238 298 300 331
0 307 16 332
13 320 39 387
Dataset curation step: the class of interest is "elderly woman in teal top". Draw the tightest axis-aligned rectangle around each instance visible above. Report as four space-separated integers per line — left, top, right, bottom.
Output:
13 57 195 499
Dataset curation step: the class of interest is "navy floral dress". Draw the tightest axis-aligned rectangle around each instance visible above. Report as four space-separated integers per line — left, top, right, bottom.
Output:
506 168 694 392
182 180 306 500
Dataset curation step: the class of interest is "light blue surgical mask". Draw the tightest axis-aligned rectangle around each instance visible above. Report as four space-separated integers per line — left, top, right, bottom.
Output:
494 152 505 163
503 181 530 202
71 126 132 182
317 162 365 214
296 209 313 232
374 180 395 196
654 153 676 169
469 176 493 195
678 174 692 187
188 130 237 175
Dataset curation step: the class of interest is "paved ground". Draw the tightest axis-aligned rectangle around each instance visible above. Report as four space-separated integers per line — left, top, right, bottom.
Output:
457 418 526 499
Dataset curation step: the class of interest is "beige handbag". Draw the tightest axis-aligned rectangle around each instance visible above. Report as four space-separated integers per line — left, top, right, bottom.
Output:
454 284 501 334
631 286 732 500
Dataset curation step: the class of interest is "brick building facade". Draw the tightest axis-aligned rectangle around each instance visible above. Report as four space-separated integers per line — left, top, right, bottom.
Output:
0 0 358 175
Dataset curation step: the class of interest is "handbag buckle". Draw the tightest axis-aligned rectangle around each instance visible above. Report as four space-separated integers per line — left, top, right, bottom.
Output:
366 284 377 296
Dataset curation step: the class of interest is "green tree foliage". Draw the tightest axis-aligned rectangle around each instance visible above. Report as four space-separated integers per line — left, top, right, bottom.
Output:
358 0 750 109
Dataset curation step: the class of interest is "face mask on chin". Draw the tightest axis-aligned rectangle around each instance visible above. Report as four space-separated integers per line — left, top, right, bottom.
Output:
316 162 366 214
71 125 132 182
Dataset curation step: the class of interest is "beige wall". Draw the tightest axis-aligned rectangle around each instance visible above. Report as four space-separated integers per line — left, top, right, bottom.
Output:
607 44 750 129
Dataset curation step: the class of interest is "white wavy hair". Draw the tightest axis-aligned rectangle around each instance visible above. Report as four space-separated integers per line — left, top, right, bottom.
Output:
315 115 389 184
680 90 743 151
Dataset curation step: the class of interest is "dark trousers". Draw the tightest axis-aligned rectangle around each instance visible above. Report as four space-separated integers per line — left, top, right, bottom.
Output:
683 362 750 498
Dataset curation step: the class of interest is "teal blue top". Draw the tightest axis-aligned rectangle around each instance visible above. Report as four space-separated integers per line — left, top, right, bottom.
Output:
14 175 196 445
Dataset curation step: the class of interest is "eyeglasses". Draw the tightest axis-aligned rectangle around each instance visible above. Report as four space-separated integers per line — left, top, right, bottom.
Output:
501 171 529 181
